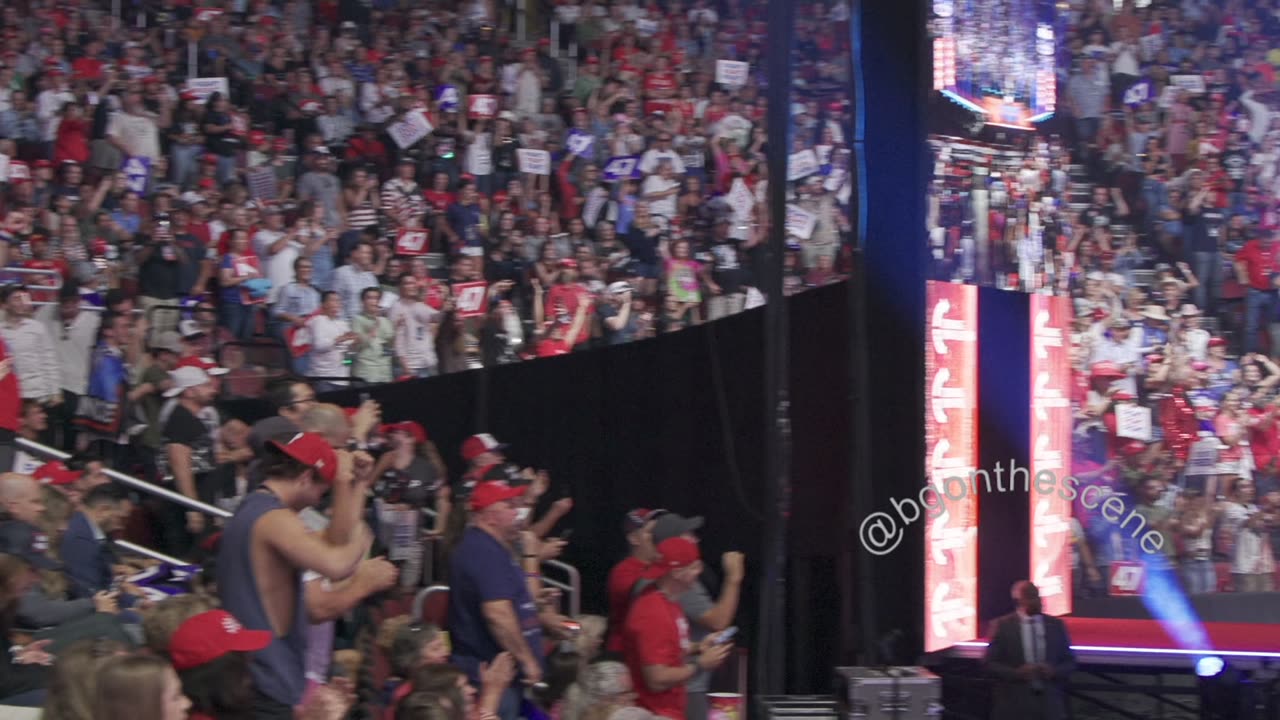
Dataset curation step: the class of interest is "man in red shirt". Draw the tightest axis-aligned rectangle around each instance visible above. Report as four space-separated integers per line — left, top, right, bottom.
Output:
0 333 20 472
1234 228 1280 354
623 537 730 720
605 508 664 653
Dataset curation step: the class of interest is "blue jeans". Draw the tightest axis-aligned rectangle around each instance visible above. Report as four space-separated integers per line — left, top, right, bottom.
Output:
1245 288 1273 354
497 685 522 720
1181 558 1216 595
215 154 237 185
170 144 202 188
1192 251 1220 316
220 302 255 340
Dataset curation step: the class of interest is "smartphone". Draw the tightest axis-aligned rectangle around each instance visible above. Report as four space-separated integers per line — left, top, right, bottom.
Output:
716 626 738 644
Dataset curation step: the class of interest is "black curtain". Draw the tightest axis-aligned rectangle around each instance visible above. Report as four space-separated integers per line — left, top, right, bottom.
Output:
223 283 850 685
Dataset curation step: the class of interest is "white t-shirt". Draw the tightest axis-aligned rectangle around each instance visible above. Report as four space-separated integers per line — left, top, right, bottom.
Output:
641 174 680 219
388 300 440 372
307 314 352 382
107 111 161 162
267 240 303 304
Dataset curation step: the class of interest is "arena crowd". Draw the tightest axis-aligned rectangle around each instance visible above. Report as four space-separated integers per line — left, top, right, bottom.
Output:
929 0 1280 599
0 0 861 717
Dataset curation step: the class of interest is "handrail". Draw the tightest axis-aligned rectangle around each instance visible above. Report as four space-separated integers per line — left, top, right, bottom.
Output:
115 539 193 567
542 558 581 618
421 508 580 615
15 437 232 518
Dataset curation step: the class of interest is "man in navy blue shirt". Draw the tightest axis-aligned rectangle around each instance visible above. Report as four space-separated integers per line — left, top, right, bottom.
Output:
60 483 130 597
448 479 544 720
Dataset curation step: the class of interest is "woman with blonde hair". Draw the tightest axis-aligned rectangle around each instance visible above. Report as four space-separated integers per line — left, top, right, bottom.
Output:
94 653 191 720
40 637 129 720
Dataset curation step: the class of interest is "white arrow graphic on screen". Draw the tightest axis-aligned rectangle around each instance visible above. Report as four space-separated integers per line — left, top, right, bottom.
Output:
1034 434 1063 472
1033 498 1070 549
931 298 976 355
932 368 966 424
931 582 951 639
1033 371 1068 422
1032 309 1062 359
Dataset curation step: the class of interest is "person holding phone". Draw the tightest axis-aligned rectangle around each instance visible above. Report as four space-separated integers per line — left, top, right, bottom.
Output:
622 537 730 720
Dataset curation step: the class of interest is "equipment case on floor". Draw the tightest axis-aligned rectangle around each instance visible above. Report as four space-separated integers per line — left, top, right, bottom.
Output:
833 666 943 719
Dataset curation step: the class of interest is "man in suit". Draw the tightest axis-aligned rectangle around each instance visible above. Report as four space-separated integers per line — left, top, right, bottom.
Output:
984 580 1075 720
60 483 130 597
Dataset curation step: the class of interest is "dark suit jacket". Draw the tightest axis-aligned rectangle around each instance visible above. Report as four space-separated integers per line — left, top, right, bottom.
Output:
59 512 116 599
983 612 1075 720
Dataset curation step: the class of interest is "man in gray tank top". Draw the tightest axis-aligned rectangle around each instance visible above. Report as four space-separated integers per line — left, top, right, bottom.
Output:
217 431 373 719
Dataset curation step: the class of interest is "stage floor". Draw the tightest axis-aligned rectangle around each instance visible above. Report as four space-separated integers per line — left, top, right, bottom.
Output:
947 617 1280 669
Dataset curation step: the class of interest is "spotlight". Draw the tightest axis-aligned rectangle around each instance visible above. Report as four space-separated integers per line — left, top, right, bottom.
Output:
1196 656 1225 678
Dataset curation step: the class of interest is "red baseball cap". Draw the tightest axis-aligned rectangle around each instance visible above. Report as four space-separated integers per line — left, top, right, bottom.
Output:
169 610 272 671
32 159 52 169
469 480 527 511
559 258 579 269
177 355 229 376
623 508 663 534
268 432 338 484
643 537 701 579
461 433 507 462
1208 337 1227 348
384 420 427 444
34 461 81 487
1121 440 1146 457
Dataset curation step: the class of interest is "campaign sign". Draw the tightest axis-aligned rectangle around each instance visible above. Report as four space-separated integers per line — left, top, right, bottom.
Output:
1109 561 1146 596
437 85 460 112
785 204 816 240
1170 74 1206 94
184 77 229 103
715 60 749 87
787 149 819 182
602 156 642 182
566 130 595 157
453 281 489 318
395 229 431 256
468 94 497 120
122 157 151 195
1116 404 1152 441
517 149 551 175
1124 80 1153 107
388 110 434 149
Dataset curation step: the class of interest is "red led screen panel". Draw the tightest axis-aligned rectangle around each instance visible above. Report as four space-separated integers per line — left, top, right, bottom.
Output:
924 281 979 652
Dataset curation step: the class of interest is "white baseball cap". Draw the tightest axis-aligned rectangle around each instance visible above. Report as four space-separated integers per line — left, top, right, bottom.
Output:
165 366 212 398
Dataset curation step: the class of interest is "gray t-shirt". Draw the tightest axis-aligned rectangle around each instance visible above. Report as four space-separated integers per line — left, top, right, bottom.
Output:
677 582 715 693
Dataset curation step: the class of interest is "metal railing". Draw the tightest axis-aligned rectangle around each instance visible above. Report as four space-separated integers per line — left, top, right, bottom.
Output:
20 439 581 614
16 437 232 518
542 559 581 618
418 507 580 617
115 539 193 567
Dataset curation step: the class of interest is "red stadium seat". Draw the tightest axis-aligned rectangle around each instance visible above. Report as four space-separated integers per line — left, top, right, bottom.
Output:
413 585 450 627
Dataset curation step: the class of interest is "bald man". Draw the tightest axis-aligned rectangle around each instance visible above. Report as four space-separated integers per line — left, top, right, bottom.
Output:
0 473 122 631
984 581 1075 720
295 404 398 684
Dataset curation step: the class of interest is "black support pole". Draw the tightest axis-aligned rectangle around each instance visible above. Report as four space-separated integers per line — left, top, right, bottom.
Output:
756 0 795 699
